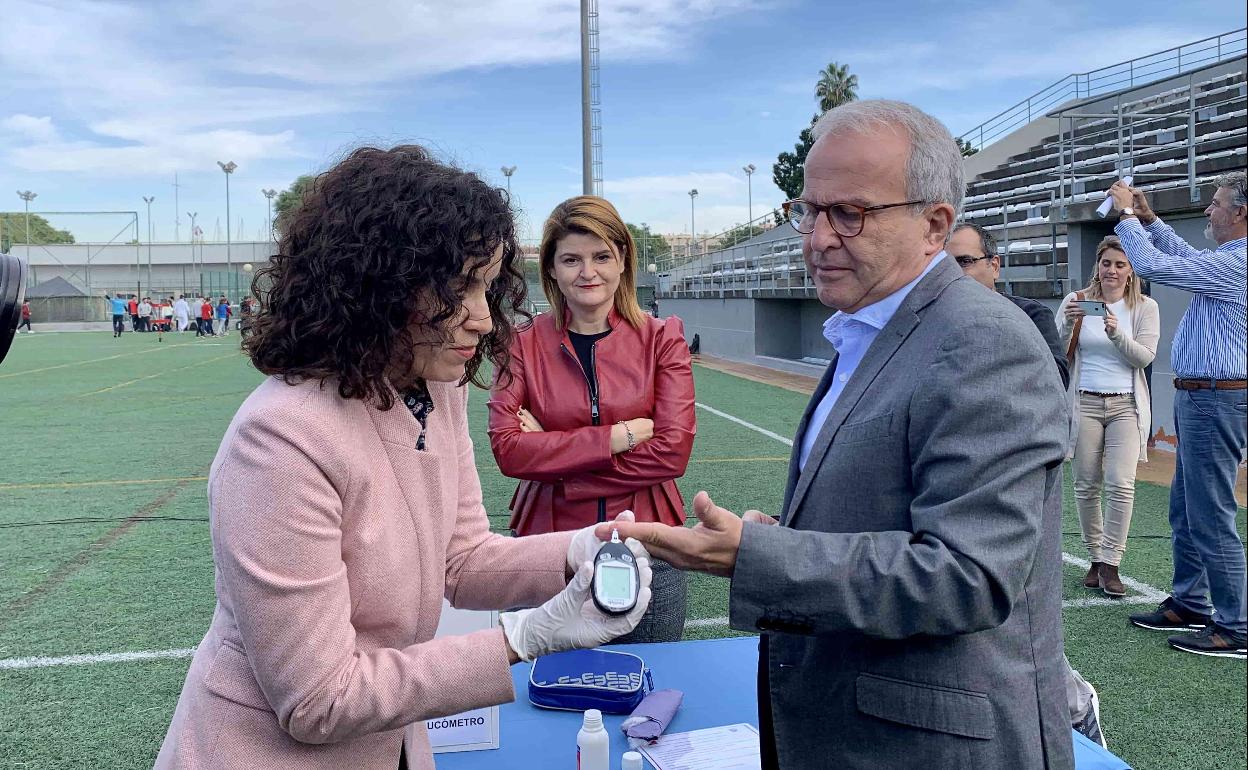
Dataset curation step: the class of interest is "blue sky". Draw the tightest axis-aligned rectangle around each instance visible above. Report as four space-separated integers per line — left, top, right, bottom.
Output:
1 0 1243 245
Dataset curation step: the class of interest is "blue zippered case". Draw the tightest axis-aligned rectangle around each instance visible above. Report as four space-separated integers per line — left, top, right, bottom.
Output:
528 649 653 714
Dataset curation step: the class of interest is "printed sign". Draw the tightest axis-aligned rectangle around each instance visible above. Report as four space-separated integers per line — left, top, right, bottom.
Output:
426 600 501 753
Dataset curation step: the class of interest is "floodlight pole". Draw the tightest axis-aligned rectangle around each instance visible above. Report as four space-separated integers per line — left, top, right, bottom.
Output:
501 166 516 197
17 190 37 249
143 196 155 294
218 161 237 297
688 189 698 257
580 0 592 195
743 164 756 229
262 188 277 241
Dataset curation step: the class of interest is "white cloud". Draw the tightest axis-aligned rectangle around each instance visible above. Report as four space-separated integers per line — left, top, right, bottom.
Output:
188 1 766 86
0 0 764 176
1 114 58 142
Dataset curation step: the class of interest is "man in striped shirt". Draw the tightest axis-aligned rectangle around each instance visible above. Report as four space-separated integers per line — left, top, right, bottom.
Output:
1109 171 1247 659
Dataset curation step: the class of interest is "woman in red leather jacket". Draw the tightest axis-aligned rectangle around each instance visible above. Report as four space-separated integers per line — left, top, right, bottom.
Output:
488 195 695 643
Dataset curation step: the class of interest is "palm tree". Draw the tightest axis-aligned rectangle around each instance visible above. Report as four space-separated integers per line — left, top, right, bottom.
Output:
815 62 859 113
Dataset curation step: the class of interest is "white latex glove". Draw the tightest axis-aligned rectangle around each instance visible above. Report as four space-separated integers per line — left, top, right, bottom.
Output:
567 510 636 576
501 538 653 662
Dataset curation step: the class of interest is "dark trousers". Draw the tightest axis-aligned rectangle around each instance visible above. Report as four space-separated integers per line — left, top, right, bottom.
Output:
112 314 125 336
201 318 214 335
18 318 31 331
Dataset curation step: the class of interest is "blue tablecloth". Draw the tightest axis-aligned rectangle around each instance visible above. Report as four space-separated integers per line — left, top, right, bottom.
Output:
436 636 1130 769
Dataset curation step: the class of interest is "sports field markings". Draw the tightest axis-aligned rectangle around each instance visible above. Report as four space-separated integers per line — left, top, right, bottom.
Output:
691 456 789 464
0 476 208 491
0 482 189 629
0 343 195 380
78 352 237 396
694 399 1172 605
0 647 197 671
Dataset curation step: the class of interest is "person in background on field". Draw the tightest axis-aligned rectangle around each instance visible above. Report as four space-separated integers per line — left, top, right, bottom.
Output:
1108 173 1247 659
138 297 153 332
18 299 32 333
949 223 1069 387
1057 235 1159 598
239 296 254 338
162 297 175 331
174 294 190 332
217 295 231 335
106 293 127 337
199 296 215 336
128 295 139 331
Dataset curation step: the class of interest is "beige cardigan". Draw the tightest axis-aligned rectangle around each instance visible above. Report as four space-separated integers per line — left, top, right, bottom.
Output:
1056 292 1160 461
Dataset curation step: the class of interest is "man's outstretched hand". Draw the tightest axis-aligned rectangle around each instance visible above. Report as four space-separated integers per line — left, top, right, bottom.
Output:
597 491 747 578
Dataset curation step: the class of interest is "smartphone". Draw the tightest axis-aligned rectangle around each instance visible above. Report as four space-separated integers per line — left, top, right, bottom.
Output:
1074 300 1106 316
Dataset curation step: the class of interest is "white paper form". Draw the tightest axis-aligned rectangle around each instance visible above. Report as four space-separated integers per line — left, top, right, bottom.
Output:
638 723 761 770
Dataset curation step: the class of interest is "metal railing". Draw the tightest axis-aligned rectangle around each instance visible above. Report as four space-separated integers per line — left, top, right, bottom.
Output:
650 209 783 277
959 28 1246 152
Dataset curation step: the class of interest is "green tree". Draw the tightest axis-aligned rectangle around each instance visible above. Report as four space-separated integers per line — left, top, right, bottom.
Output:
626 224 671 262
774 62 860 202
956 137 979 157
273 174 315 232
773 122 816 201
0 213 75 251
815 62 859 114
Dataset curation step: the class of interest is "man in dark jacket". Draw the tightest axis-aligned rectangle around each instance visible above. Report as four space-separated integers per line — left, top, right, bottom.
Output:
949 222 1070 388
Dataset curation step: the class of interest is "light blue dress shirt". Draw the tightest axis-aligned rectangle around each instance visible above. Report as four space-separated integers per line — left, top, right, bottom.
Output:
799 253 945 470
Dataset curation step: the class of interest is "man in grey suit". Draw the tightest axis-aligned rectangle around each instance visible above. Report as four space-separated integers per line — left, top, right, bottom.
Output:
605 100 1073 768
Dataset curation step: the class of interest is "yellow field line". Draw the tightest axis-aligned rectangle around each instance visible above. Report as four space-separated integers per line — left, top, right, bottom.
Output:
0 343 197 380
690 456 789 464
0 476 208 491
78 353 237 397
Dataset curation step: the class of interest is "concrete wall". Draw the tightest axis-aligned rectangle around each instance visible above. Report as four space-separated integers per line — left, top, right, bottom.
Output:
662 298 757 360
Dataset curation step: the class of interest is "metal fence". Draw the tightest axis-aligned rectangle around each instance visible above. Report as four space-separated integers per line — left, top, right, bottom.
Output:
959 28 1246 152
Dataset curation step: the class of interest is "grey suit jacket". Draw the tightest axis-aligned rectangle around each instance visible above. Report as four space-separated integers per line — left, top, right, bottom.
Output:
729 257 1074 769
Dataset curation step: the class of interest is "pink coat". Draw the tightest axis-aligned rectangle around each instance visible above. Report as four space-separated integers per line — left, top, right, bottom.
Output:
155 376 574 769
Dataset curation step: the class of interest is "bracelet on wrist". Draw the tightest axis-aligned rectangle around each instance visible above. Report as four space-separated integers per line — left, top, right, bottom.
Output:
618 420 636 451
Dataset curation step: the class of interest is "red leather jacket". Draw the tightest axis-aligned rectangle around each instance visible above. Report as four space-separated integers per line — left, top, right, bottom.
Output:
488 309 696 536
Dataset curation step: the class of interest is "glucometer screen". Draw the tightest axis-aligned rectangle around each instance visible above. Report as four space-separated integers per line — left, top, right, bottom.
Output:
598 563 633 602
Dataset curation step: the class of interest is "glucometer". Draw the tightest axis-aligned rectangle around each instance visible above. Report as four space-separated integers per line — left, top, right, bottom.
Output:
592 529 640 616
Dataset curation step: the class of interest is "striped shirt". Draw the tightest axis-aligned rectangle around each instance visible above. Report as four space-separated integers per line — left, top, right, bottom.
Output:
1114 217 1246 380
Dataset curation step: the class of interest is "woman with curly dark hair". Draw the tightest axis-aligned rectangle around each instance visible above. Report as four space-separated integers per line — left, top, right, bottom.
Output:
156 146 651 770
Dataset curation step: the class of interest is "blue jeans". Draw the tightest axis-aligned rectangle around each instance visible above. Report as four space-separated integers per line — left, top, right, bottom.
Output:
1169 386 1248 634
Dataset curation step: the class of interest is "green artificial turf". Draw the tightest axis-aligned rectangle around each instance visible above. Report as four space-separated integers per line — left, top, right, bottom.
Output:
0 330 1243 769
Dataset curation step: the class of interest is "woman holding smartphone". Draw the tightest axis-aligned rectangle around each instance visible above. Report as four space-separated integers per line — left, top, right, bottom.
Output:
1057 235 1160 597
488 195 695 643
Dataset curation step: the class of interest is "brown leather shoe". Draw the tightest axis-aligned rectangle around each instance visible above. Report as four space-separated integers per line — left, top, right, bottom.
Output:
1099 564 1126 597
1083 562 1103 589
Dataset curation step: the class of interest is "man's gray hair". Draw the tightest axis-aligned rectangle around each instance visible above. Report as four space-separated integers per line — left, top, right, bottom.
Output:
811 99 966 218
951 222 997 258
1214 171 1247 208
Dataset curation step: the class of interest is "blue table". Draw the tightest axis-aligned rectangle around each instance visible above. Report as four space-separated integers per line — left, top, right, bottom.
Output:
436 636 1130 769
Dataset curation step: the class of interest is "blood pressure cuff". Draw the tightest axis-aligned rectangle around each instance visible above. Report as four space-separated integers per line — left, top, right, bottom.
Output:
528 649 653 714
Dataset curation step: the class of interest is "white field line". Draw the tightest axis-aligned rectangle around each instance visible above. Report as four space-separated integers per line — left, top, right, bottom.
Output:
0 647 196 670
695 403 793 447
1060 552 1168 603
694 402 1172 605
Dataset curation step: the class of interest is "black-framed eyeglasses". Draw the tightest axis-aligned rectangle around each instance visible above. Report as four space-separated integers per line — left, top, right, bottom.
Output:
782 198 925 237
953 255 996 268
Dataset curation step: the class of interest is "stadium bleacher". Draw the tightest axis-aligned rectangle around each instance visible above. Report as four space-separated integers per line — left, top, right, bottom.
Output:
657 34 1246 303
